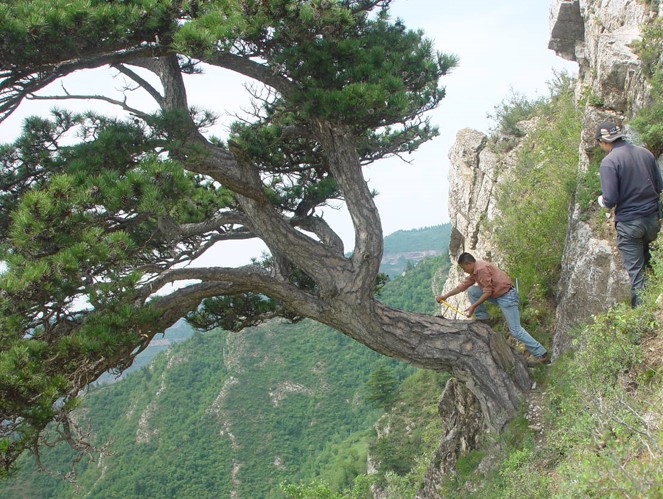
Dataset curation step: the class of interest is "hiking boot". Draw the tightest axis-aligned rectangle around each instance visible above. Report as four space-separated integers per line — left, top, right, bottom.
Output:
527 352 551 367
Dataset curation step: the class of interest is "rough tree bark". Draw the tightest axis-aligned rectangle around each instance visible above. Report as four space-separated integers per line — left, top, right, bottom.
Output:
0 2 531 470
143 109 532 431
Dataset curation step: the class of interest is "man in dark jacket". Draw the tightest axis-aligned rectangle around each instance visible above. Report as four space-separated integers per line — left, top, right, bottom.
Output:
596 121 662 307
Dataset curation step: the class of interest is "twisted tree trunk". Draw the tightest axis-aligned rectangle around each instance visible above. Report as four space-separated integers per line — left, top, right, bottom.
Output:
0 3 530 470
320 299 531 431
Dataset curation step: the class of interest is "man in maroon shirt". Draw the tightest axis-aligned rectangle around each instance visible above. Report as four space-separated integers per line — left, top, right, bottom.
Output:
436 252 549 365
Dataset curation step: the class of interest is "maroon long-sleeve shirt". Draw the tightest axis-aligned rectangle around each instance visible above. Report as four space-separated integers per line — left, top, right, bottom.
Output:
457 260 513 298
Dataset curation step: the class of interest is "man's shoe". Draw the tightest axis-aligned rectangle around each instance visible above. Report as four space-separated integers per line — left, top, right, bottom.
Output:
476 318 495 327
527 353 551 367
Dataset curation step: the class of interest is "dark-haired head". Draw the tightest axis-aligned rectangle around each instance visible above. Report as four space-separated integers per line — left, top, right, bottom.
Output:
457 252 476 265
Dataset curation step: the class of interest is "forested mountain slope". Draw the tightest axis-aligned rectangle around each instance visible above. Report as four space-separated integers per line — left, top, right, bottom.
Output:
380 225 451 277
0 228 451 498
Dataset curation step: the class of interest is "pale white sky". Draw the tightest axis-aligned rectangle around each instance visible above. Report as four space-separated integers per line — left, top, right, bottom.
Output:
0 0 577 267
359 0 578 240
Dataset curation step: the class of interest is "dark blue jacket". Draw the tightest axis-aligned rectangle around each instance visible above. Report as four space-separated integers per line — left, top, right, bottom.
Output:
599 140 662 222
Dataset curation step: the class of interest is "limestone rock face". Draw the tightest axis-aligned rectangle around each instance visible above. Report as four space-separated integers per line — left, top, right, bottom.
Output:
438 0 660 353
437 127 529 316
446 129 497 260
551 0 658 112
549 0 585 61
554 214 630 354
550 0 661 355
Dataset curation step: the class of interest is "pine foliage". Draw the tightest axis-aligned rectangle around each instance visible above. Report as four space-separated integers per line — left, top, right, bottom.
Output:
0 0 459 471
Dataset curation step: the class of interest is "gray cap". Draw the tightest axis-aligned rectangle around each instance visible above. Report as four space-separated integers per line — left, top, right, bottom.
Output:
595 122 624 142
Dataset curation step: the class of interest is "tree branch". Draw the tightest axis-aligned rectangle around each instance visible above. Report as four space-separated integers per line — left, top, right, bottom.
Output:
228 142 352 293
205 53 295 98
145 271 324 328
156 210 251 240
312 120 383 293
138 265 275 302
112 62 166 108
27 92 151 121
290 215 345 255
0 45 170 124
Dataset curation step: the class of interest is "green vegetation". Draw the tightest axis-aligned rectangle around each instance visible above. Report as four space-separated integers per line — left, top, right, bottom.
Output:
489 72 581 299
284 368 450 499
2 323 385 498
640 0 661 12
365 365 399 409
631 17 663 156
368 369 450 496
380 224 451 277
383 225 451 254
95 318 194 385
548 302 663 496
575 151 603 215
377 254 450 314
280 475 373 499
487 89 545 140
2 54 660 499
0 229 450 498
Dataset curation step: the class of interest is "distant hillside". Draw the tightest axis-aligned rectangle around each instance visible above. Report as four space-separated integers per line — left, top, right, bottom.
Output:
377 254 450 314
380 224 451 277
2 323 389 498
94 318 194 385
0 238 451 498
383 224 451 254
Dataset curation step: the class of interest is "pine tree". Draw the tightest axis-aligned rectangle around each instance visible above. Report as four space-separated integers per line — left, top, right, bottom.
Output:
366 365 399 409
0 0 530 472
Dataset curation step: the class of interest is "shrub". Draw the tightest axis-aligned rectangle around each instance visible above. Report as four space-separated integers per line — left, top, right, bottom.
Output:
631 18 663 156
488 89 545 139
546 291 663 497
490 72 580 298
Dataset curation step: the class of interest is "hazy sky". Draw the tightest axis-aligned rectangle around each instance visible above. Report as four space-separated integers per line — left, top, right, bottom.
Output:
360 0 578 239
0 0 577 266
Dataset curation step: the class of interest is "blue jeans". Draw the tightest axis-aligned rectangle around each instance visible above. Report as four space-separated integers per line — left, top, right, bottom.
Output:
468 286 546 357
615 214 661 307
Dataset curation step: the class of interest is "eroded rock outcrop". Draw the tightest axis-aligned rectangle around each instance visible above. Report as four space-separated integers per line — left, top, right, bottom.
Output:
416 379 484 499
551 0 661 355
549 0 585 61
443 129 494 309
436 127 532 314
424 1 661 494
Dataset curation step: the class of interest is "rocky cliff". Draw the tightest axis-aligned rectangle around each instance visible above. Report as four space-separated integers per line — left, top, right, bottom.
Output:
550 0 662 355
438 0 662 355
437 122 537 317
422 2 662 494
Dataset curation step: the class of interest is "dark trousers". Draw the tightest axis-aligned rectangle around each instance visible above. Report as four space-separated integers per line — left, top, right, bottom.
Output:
615 213 661 307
